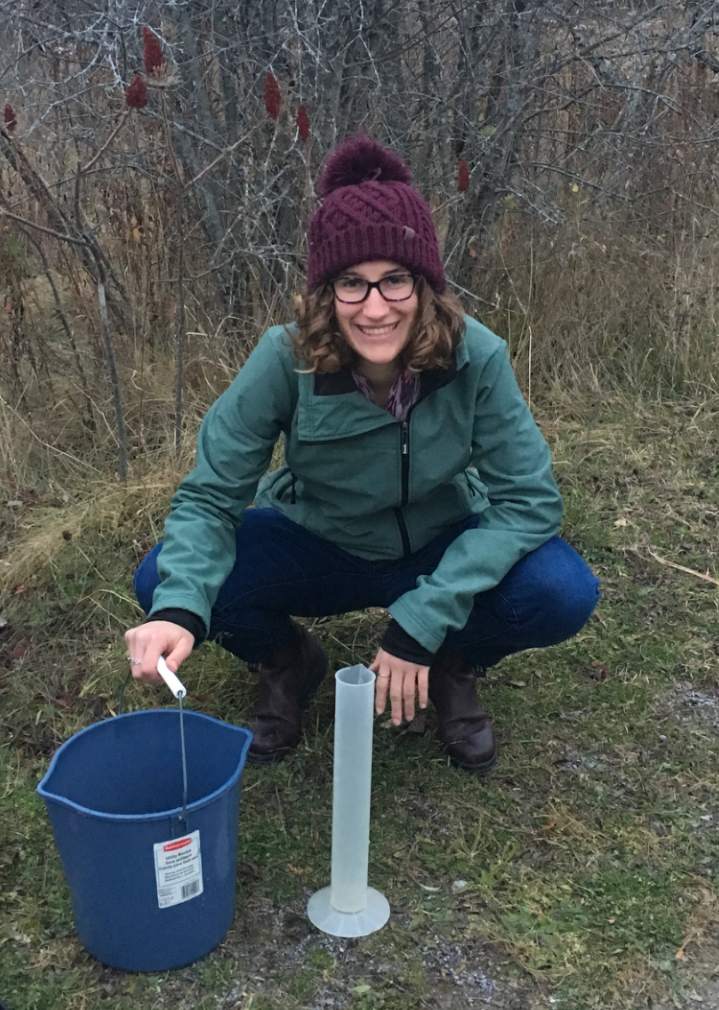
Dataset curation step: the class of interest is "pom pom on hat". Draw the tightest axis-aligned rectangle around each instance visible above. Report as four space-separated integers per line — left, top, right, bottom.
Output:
319 133 412 195
307 133 445 293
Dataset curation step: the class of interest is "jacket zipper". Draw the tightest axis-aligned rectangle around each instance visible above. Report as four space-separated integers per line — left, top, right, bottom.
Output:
394 419 411 556
400 420 410 505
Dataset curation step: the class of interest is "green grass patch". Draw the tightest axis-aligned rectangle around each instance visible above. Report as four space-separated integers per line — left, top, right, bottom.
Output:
1 395 718 1009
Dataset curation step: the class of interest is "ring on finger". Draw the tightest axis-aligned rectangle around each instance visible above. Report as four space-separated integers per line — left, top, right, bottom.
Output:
128 657 142 666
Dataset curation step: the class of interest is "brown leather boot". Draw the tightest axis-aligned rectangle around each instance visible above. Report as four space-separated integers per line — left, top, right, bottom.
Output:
428 648 498 773
247 621 328 764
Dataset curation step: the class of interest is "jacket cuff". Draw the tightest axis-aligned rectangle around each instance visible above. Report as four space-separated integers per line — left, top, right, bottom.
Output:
381 619 435 666
146 609 206 647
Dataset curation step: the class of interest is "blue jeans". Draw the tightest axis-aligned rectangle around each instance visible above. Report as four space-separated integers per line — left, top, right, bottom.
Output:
136 509 601 666
135 508 599 668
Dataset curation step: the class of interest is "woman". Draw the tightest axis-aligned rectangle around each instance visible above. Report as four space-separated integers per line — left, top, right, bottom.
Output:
126 134 599 773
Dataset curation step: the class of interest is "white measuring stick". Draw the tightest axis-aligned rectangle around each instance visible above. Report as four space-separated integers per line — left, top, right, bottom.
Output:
157 656 187 699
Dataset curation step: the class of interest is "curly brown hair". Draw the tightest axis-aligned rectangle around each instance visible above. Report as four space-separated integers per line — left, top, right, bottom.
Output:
291 276 466 374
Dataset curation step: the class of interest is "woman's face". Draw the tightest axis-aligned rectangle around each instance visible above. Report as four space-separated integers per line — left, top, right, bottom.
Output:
333 260 419 372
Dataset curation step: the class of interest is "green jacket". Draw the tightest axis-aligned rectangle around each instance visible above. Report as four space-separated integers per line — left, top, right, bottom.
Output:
151 316 563 654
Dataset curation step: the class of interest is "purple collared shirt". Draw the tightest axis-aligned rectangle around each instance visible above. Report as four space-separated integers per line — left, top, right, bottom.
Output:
352 369 419 421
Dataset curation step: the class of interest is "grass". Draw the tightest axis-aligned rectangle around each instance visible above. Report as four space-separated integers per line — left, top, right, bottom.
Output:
1 392 719 1010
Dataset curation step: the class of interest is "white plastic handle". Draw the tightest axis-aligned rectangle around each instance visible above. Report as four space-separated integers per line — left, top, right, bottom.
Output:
157 656 187 699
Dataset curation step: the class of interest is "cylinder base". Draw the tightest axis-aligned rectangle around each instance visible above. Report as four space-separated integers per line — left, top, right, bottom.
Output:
307 886 390 937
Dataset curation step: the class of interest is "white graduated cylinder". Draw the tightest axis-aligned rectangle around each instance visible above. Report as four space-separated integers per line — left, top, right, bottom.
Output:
330 664 375 912
307 664 390 937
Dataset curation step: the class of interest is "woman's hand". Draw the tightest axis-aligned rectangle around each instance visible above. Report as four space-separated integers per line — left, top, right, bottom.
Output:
371 648 429 726
124 622 195 684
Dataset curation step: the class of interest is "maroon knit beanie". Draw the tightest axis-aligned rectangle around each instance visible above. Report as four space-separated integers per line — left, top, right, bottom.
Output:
307 134 446 293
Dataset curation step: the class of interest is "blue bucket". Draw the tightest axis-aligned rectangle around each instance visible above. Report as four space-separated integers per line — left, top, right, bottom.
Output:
37 709 252 972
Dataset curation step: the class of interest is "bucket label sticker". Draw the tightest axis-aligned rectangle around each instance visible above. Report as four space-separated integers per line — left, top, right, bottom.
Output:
153 830 204 908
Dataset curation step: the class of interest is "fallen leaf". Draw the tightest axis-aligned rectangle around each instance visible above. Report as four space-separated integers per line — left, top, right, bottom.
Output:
13 584 27 595
676 935 695 960
542 819 556 830
287 864 310 875
236 860 260 883
614 517 628 527
401 712 427 735
590 660 611 680
11 642 27 659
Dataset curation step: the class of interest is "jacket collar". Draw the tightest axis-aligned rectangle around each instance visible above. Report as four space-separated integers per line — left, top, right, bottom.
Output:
313 336 469 400
296 338 470 443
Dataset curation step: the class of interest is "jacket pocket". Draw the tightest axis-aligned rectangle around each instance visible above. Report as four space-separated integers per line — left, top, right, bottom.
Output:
274 471 296 504
457 469 488 510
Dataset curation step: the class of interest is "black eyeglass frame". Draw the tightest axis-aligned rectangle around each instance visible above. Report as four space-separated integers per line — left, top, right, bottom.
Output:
331 273 418 304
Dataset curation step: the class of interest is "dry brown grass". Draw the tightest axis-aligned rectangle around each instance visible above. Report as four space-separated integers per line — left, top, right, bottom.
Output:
475 205 719 400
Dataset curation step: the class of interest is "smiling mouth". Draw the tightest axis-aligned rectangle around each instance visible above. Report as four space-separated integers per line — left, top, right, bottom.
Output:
356 323 399 336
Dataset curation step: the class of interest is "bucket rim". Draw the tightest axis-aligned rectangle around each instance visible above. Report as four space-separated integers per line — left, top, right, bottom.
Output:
37 708 253 822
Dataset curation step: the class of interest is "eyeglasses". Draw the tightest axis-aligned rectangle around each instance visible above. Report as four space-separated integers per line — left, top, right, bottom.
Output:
332 272 417 304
